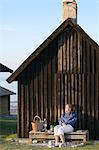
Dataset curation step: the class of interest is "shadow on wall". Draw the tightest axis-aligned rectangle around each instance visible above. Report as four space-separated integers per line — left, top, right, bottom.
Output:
75 105 99 140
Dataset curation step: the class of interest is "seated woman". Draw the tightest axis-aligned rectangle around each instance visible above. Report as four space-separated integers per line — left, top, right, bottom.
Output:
54 104 77 147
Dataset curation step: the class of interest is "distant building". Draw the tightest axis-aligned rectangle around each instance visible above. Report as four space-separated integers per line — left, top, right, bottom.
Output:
0 86 15 115
0 63 15 115
0 63 13 73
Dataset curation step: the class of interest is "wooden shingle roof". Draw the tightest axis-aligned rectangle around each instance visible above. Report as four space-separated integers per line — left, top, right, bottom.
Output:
0 86 15 97
7 18 99 83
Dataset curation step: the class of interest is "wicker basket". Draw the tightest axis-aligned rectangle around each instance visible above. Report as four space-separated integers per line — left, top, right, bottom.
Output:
31 115 43 132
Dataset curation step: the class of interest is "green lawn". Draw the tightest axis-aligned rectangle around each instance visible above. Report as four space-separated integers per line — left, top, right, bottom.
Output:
0 116 17 135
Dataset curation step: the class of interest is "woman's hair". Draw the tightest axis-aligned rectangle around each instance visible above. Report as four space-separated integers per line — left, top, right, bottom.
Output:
66 104 75 112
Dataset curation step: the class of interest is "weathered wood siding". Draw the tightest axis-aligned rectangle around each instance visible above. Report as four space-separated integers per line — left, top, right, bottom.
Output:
17 26 99 139
0 96 10 115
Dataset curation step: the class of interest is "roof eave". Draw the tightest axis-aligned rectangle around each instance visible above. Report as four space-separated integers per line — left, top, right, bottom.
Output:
76 25 99 49
0 93 16 97
0 63 13 73
0 86 16 96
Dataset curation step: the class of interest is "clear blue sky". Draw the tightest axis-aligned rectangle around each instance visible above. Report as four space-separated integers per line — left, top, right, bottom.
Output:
0 0 99 101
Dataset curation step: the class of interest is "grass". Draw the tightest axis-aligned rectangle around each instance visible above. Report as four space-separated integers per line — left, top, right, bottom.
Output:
0 142 99 150
0 116 17 135
0 116 99 150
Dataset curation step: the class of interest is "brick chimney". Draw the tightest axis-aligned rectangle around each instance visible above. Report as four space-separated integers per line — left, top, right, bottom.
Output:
62 0 77 23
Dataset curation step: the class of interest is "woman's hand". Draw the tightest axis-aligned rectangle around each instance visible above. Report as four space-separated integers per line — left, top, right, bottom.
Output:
62 122 66 126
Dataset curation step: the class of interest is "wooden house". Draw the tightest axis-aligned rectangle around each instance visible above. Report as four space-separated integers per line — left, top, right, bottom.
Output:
0 86 15 115
7 0 99 139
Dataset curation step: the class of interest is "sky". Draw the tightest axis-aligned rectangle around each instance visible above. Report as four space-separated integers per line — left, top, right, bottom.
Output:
0 0 99 102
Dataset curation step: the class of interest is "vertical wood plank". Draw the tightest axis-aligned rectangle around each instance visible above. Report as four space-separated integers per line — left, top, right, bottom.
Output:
74 31 77 73
65 74 68 106
81 74 85 129
75 74 78 106
90 74 95 138
18 80 21 138
54 74 57 122
43 61 48 119
74 74 78 113
71 74 75 105
70 31 73 73
78 74 82 129
36 69 39 115
29 78 33 122
80 36 83 74
26 83 29 137
87 44 91 73
67 31 70 73
38 65 41 117
58 36 62 72
93 49 96 74
70 74 72 104
57 74 61 119
33 68 36 116
84 74 87 128
82 38 86 73
24 84 27 137
61 74 64 114
40 65 44 120
77 32 81 73
86 74 91 134
65 31 67 73
63 32 66 73
51 51 57 122
21 83 25 138
63 74 65 113
47 51 52 122
68 74 71 104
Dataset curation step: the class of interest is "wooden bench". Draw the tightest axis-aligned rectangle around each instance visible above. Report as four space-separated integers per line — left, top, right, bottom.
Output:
29 130 89 144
